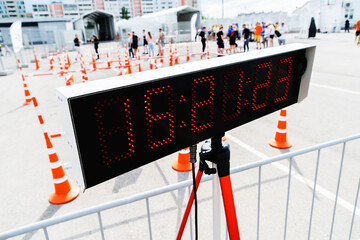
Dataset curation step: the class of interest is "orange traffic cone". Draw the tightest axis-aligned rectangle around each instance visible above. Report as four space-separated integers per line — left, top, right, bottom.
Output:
172 148 195 172
169 52 173 66
66 73 74 86
34 55 40 70
66 53 71 68
49 57 54 71
207 40 210 59
17 59 33 105
138 62 142 72
160 47 164 64
186 43 190 61
92 54 97 71
174 47 179 64
106 52 111 68
269 109 292 149
32 97 80 204
58 56 64 76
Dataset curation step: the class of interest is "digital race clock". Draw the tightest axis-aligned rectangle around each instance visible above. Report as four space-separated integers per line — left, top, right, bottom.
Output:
57 43 316 190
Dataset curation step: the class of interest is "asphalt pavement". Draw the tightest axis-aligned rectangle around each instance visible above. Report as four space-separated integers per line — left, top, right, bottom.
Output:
0 31 359 240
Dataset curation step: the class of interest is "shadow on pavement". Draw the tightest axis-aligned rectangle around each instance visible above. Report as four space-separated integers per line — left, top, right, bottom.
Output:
21 204 62 240
112 168 143 193
277 148 319 199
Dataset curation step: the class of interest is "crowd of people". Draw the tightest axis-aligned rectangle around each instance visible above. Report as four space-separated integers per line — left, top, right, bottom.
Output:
73 19 360 60
126 28 165 58
197 22 289 55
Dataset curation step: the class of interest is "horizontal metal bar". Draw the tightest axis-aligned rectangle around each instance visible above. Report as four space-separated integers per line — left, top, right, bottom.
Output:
229 133 360 175
1 133 359 239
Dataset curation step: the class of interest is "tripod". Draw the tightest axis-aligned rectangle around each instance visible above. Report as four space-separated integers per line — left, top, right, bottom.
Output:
176 133 240 240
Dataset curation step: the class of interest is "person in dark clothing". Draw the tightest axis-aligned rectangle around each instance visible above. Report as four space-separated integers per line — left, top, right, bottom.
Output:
131 32 139 58
217 26 225 56
308 17 317 38
228 25 239 54
73 34 81 60
199 27 207 52
345 19 350 33
142 29 148 54
91 35 99 60
242 24 250 52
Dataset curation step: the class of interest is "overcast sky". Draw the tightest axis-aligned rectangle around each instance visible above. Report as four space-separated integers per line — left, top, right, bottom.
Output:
201 0 309 18
25 0 309 17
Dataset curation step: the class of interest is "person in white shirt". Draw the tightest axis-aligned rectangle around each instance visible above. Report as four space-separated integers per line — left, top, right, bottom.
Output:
268 24 275 47
278 22 288 46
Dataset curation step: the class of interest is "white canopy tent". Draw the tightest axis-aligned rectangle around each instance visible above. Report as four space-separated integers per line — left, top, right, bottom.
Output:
116 6 201 44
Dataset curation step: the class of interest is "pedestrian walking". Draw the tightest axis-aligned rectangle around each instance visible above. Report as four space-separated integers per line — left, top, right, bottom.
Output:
91 34 99 59
199 26 207 52
254 22 262 49
217 26 225 56
261 22 266 47
127 33 134 58
73 34 81 61
242 24 250 52
228 25 238 54
263 25 269 48
268 23 275 47
356 19 360 42
345 19 350 32
147 32 155 57
132 32 139 58
157 28 165 56
142 29 148 54
277 22 288 45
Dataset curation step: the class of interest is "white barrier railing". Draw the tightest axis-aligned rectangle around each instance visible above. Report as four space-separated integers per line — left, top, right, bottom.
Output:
0 133 359 240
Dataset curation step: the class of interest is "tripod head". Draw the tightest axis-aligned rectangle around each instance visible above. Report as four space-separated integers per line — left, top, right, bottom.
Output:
199 132 230 177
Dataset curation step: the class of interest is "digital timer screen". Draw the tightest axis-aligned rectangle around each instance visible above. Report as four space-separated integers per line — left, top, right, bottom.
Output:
69 49 307 189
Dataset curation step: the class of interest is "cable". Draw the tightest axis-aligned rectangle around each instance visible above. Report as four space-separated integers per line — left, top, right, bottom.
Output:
190 145 198 240
191 162 198 240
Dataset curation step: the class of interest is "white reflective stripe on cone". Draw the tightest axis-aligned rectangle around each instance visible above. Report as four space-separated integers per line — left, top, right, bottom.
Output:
53 175 68 184
50 160 62 169
40 124 47 134
47 147 57 155
179 148 190 154
278 116 287 121
276 128 287 134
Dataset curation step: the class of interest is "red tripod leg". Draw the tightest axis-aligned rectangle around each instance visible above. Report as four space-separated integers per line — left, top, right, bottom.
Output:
219 175 240 240
176 169 203 240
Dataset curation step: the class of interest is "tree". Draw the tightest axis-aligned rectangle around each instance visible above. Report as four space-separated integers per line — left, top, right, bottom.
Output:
121 7 130 20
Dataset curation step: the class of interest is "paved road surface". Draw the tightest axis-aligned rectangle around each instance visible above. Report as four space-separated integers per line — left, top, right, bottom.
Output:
0 32 359 239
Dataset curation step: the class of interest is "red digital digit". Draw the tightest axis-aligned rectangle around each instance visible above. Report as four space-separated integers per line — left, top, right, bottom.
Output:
273 57 293 103
95 97 134 166
144 85 175 149
191 76 215 132
252 62 272 111
222 70 243 122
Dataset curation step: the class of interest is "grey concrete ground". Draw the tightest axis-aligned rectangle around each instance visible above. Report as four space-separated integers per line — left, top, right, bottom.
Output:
0 31 359 240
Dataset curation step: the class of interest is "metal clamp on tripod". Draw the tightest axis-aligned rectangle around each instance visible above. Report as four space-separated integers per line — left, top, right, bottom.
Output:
177 133 240 240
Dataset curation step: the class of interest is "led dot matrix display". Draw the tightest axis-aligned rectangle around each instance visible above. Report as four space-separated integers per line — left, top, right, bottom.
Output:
58 45 315 189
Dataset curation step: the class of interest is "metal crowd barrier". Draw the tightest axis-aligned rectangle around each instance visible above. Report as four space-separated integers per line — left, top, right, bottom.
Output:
0 133 359 240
